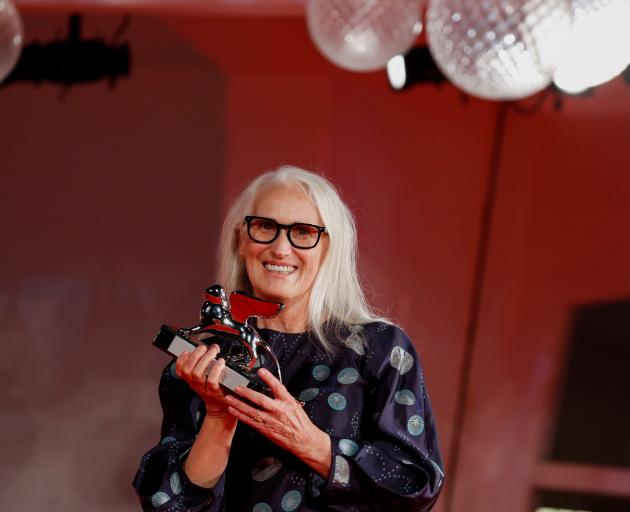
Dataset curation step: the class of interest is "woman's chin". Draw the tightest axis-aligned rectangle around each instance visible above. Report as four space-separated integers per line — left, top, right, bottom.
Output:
253 283 292 303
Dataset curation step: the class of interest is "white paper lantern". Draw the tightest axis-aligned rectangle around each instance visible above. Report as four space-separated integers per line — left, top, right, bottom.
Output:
0 0 23 83
306 0 423 72
427 0 573 100
554 0 630 94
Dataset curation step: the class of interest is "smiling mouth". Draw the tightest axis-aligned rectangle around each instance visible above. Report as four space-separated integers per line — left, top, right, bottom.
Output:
263 263 297 275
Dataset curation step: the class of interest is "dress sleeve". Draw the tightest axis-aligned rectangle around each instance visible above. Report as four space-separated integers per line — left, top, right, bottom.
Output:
132 362 225 512
310 325 445 512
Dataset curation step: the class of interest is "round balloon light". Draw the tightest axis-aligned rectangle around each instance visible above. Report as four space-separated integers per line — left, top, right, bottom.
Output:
427 0 573 100
306 0 423 72
0 0 23 83
554 0 630 94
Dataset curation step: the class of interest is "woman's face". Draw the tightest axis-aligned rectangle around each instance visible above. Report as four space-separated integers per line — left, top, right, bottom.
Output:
239 184 328 314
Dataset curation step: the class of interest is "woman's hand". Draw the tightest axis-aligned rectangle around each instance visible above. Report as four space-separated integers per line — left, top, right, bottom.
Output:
175 344 232 417
175 344 238 488
224 368 332 477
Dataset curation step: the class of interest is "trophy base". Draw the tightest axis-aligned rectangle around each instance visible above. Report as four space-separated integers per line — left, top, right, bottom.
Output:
153 325 270 396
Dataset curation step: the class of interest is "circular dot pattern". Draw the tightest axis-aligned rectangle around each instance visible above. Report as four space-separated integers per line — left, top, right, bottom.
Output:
252 503 272 512
337 367 359 384
338 438 360 456
251 457 283 482
407 414 425 436
151 491 171 507
312 364 331 381
328 392 347 411
281 490 302 511
343 332 365 355
170 472 182 495
390 346 414 375
298 387 319 402
394 389 416 405
333 455 350 485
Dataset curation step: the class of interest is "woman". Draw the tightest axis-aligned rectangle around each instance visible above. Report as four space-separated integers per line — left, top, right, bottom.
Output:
133 166 444 511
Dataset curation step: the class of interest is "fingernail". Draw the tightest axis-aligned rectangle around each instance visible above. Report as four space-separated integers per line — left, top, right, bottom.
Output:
258 368 267 376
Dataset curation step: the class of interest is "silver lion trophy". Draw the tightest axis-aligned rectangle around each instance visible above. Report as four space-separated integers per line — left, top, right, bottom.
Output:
153 284 284 396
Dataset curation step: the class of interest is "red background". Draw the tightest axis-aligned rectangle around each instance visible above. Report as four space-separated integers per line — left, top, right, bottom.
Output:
1 11 629 512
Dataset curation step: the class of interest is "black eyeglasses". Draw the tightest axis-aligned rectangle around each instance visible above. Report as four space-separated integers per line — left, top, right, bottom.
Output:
244 216 327 249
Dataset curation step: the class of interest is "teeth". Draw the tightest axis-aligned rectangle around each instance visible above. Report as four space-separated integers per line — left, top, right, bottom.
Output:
264 264 296 274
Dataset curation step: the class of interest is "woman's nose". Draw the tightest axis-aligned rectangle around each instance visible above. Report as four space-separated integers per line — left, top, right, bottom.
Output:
270 229 292 256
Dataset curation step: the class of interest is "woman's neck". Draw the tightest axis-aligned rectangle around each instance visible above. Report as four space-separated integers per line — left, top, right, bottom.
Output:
257 302 308 333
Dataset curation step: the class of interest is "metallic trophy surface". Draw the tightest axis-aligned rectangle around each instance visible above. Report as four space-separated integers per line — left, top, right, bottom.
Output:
153 284 284 396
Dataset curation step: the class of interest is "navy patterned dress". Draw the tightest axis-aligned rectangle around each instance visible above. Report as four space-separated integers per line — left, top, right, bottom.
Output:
132 322 445 512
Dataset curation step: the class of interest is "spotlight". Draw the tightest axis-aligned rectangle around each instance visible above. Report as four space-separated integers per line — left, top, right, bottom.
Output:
553 0 630 94
386 46 445 91
386 55 407 90
1 14 130 89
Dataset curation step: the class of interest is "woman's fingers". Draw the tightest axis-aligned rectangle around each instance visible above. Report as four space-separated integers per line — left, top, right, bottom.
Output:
224 393 266 420
226 405 264 430
204 357 226 392
172 344 234 418
225 389 317 457
175 346 203 378
191 344 220 380
257 368 293 401
179 345 207 374
175 344 220 381
233 384 277 411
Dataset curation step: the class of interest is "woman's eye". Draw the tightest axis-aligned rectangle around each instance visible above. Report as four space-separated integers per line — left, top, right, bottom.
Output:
294 226 314 238
254 220 275 231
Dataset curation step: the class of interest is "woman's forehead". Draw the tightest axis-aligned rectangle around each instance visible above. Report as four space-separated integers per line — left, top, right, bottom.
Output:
252 184 323 224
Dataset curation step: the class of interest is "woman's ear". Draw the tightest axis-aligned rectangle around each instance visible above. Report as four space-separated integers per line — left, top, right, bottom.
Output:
237 228 245 260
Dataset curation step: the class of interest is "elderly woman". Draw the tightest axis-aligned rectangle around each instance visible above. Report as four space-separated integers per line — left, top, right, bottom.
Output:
133 166 444 512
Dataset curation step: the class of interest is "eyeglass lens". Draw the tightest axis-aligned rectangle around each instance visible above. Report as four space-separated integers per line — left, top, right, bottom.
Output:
248 218 321 248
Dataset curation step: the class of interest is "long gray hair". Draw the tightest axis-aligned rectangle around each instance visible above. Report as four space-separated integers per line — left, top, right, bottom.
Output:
216 165 385 352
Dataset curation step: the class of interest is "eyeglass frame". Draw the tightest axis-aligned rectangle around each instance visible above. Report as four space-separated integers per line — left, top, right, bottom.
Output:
243 215 328 249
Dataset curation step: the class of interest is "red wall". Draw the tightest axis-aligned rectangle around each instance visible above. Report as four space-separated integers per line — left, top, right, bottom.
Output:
451 78 630 512
1 13 629 512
